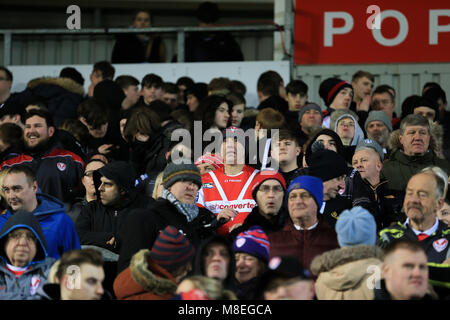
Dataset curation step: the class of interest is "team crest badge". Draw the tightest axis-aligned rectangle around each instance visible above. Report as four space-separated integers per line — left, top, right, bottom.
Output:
269 256 281 270
57 162 66 171
236 238 246 248
433 238 448 253
202 182 214 189
30 276 40 295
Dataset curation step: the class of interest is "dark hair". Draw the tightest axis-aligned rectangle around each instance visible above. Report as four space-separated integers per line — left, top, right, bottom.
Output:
0 123 23 147
59 119 90 145
229 80 246 96
401 95 422 119
162 82 179 94
59 67 84 86
352 70 374 83
185 83 208 102
373 85 395 99
141 73 163 88
422 82 442 94
176 76 195 89
24 108 54 128
123 106 161 142
132 10 151 23
423 86 447 105
55 248 104 282
0 66 13 82
77 98 109 129
226 93 246 106
24 96 48 110
286 80 308 95
194 95 231 132
93 61 115 80
257 70 284 97
196 1 220 24
274 129 299 146
115 75 139 89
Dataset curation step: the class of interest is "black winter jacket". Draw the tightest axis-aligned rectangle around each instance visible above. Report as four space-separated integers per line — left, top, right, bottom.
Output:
117 198 217 273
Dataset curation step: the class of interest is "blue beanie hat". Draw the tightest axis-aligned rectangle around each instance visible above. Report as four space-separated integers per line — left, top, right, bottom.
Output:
286 175 323 207
233 226 270 262
335 206 376 247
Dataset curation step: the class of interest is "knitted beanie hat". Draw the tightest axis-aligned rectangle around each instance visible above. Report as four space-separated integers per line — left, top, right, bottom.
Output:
307 150 349 182
355 138 384 161
194 153 224 170
319 78 353 107
59 67 85 86
162 161 202 189
298 103 323 123
304 129 345 165
96 161 137 192
335 206 377 247
286 175 323 207
233 226 270 262
149 226 195 272
251 169 286 200
364 110 393 132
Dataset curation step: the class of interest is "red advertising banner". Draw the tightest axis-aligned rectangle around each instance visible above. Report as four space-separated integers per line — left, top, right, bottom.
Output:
294 0 450 64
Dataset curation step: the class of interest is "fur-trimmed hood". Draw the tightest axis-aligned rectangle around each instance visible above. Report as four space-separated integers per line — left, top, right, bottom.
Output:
388 121 444 159
310 245 384 275
130 249 177 296
27 77 84 96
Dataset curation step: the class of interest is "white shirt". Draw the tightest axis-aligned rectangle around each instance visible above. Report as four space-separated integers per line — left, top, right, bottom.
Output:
404 217 439 236
294 221 319 231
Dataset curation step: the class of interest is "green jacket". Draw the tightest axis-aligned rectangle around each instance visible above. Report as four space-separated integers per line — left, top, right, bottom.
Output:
380 149 450 193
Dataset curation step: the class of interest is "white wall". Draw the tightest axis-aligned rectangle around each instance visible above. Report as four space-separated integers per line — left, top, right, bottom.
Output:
9 61 290 109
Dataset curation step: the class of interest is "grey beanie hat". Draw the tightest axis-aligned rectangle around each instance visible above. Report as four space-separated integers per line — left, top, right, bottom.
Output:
355 139 384 161
162 161 202 189
335 206 376 247
298 103 323 122
364 110 393 132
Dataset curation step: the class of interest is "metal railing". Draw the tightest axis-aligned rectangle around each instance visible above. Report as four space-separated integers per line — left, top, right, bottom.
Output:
0 24 283 66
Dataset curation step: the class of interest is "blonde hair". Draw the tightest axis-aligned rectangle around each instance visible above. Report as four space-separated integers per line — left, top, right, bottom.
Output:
152 171 165 200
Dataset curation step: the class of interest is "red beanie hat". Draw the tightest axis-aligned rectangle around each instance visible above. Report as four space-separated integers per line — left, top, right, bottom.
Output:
251 169 286 200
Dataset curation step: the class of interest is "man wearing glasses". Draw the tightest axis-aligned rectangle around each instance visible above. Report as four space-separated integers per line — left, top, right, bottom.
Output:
0 210 55 300
230 169 287 238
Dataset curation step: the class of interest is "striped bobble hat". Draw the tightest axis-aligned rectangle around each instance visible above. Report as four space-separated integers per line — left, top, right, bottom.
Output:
162 161 202 189
233 226 270 262
149 226 195 272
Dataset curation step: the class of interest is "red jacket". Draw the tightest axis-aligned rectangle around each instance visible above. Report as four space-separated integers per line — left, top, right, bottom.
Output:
113 249 177 300
269 218 339 271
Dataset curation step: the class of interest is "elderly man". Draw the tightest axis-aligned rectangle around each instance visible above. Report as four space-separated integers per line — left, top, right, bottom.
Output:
117 162 217 273
345 139 403 230
269 175 339 271
231 169 287 237
378 168 450 263
0 165 80 259
364 110 393 155
381 114 450 196
374 239 433 300
0 210 55 300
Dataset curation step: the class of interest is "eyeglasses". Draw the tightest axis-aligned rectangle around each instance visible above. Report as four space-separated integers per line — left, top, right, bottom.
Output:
8 231 37 243
259 185 284 193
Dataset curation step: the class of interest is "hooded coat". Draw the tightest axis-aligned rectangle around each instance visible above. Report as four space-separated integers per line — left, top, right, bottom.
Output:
14 77 84 127
381 122 450 194
0 193 80 260
190 234 237 292
113 249 177 300
310 245 384 300
0 211 56 300
75 162 154 254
